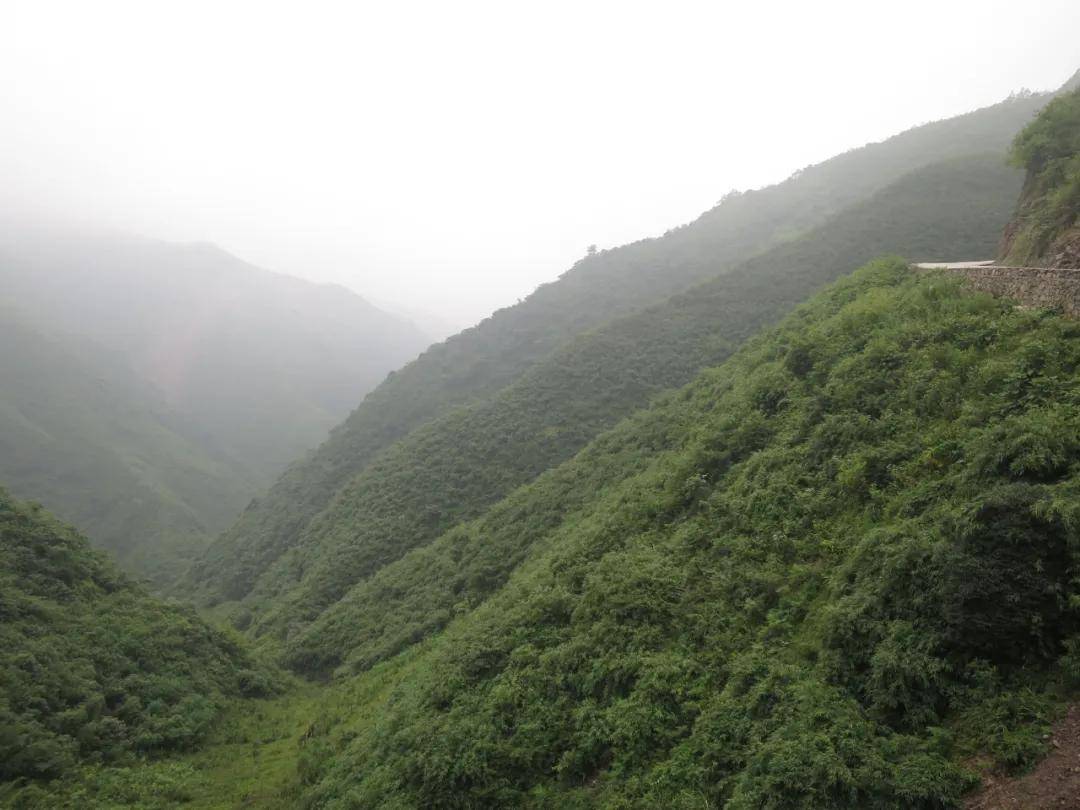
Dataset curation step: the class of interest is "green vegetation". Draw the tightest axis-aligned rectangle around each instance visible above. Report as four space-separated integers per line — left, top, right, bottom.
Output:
17 685 325 810
0 489 277 804
9 651 421 809
1002 87 1080 266
6 80 1078 810
0 310 259 586
18 258 1080 809
262 152 1022 672
187 90 1045 617
291 260 1080 807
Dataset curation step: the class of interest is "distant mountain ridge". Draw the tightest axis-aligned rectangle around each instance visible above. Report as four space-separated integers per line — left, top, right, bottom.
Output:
0 307 259 584
0 226 430 583
0 227 431 477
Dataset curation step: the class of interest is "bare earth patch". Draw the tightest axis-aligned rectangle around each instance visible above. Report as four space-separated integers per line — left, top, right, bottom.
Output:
966 705 1080 809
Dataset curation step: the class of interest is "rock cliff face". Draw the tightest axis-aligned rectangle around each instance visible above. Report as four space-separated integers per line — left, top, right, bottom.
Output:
999 200 1080 269
1043 228 1080 269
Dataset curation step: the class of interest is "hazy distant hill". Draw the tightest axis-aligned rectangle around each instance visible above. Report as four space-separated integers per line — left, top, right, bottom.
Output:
0 228 429 583
0 227 430 478
0 307 261 584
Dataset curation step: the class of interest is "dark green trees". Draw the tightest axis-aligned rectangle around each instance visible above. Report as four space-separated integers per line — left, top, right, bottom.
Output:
0 489 275 787
1002 86 1080 266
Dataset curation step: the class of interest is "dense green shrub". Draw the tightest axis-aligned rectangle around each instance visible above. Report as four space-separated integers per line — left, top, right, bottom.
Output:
295 261 1080 808
0 491 277 787
1002 87 1080 265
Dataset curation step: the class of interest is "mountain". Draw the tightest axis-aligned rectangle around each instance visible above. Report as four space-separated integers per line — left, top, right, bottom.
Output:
22 257 1080 808
1000 86 1080 267
293 258 1080 807
0 309 260 585
185 90 1048 611
0 227 430 479
0 488 274 801
0 227 430 583
12 71 1080 810
276 85 1080 807
245 151 1024 668
273 151 1022 675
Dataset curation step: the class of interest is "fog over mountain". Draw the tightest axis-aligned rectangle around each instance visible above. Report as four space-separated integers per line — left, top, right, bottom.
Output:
3 1 1079 328
6 3 1080 807
0 222 430 584
0 223 430 476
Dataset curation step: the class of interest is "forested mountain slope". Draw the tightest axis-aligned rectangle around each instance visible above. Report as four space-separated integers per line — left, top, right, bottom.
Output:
187 90 1049 608
0 309 257 584
0 488 274 804
9 76 1080 810
0 227 429 479
1001 87 1080 267
234 152 1024 663
294 259 1080 808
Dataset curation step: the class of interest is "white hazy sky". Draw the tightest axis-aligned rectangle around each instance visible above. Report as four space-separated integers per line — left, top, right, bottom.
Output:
2 1 1079 329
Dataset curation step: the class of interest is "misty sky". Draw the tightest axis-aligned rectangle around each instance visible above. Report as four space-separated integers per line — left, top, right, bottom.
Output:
3 1 1079 330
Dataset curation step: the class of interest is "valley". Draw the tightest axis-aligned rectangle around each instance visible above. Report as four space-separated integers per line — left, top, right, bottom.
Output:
3 42 1080 810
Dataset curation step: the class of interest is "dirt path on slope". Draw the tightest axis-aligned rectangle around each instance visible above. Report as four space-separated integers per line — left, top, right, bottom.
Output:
966 705 1080 809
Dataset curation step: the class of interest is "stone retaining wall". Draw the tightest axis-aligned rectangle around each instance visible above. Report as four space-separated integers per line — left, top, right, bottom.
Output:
916 265 1080 318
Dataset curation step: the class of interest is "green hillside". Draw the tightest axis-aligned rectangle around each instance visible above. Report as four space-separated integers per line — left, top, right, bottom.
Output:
186 91 1047 609
21 258 1080 809
1001 87 1080 267
0 489 275 805
234 152 1023 668
0 310 258 585
291 259 1080 808
9 75 1080 810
